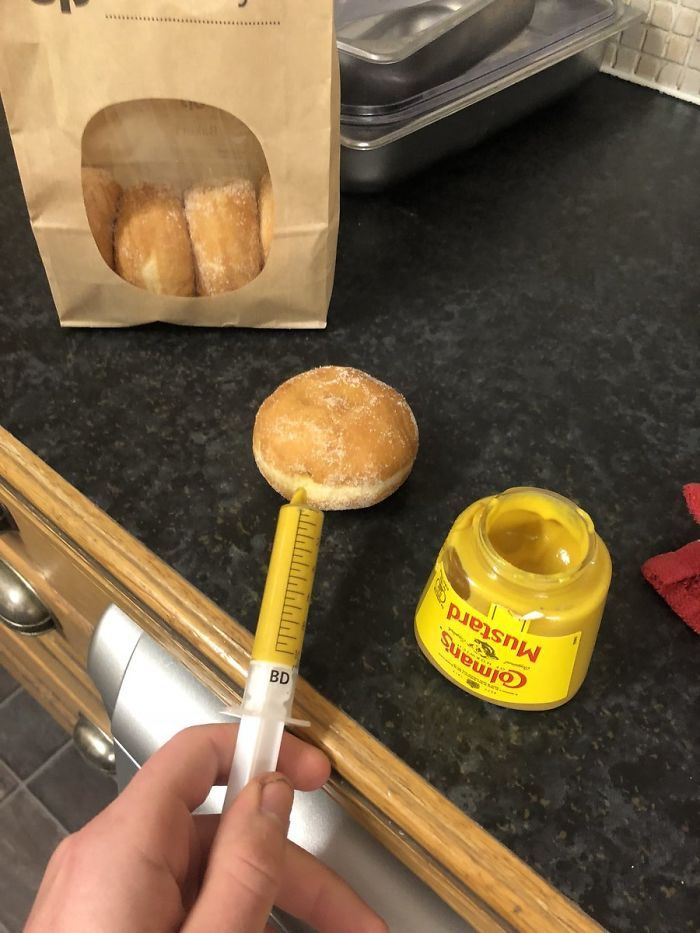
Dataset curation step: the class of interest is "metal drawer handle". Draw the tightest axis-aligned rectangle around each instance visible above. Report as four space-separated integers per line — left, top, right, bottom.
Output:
0 557 56 636
73 713 116 775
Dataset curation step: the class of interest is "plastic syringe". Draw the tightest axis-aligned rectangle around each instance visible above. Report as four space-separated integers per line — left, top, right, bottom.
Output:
223 489 323 810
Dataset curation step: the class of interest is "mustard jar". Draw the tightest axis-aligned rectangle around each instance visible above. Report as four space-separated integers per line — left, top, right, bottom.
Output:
415 487 612 711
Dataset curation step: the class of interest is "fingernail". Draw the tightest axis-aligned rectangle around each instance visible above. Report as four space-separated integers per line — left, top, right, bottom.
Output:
259 775 293 826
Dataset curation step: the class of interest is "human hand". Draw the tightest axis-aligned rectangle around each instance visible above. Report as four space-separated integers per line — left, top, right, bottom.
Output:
26 723 388 933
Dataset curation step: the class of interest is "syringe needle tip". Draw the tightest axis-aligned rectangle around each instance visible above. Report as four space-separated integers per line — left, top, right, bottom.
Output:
290 488 307 507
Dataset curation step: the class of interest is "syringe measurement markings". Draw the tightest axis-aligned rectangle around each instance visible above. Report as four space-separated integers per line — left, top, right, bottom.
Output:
276 633 301 651
295 527 320 538
282 595 304 607
281 603 304 613
284 592 309 604
277 604 306 640
271 510 320 654
276 510 305 643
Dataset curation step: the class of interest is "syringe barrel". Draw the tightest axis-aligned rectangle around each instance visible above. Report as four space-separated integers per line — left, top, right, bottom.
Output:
252 496 323 667
225 490 322 811
223 660 296 809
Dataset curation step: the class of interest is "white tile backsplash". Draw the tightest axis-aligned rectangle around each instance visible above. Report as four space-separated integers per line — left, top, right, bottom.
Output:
604 0 700 103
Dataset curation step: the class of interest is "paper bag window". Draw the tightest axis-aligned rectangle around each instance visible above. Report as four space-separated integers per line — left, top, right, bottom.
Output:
81 99 273 298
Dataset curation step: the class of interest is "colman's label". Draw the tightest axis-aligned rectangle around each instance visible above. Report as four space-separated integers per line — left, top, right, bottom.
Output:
415 562 581 705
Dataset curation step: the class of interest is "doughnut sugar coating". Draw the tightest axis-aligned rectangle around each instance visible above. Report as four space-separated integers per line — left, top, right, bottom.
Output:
115 183 195 296
253 366 419 510
258 173 274 262
185 179 262 295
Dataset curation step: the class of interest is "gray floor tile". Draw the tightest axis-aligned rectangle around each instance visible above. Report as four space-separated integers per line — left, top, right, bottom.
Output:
0 761 18 804
0 666 19 703
0 690 67 779
29 745 117 832
0 789 66 932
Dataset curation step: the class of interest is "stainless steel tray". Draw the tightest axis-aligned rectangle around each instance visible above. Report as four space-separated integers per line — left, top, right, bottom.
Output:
338 0 536 110
340 0 640 192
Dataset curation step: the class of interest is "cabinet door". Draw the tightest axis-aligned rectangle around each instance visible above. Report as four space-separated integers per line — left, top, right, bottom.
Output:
0 499 111 736
0 617 110 739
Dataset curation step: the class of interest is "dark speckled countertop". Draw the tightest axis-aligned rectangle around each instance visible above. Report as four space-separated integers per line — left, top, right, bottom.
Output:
2 76 699 931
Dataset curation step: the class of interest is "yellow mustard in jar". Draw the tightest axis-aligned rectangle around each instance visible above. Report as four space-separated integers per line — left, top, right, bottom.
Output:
415 487 612 711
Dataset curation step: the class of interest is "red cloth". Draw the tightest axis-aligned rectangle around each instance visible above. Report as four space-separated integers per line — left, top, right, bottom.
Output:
683 483 700 522
642 484 700 635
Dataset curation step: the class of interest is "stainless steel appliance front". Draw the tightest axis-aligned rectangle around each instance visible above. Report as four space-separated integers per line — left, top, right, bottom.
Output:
88 606 470 933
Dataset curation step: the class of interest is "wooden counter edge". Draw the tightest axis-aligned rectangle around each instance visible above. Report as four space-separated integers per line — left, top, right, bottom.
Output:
0 428 601 933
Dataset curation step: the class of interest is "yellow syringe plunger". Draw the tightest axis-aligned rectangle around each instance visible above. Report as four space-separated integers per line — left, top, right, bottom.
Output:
251 489 324 667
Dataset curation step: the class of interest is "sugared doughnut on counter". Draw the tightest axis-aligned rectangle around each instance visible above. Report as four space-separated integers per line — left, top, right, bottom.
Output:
253 366 419 510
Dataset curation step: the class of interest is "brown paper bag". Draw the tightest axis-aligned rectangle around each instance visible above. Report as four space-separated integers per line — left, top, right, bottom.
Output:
0 1 339 328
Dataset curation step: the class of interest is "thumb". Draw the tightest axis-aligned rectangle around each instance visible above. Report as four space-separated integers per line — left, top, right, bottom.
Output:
184 773 294 933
